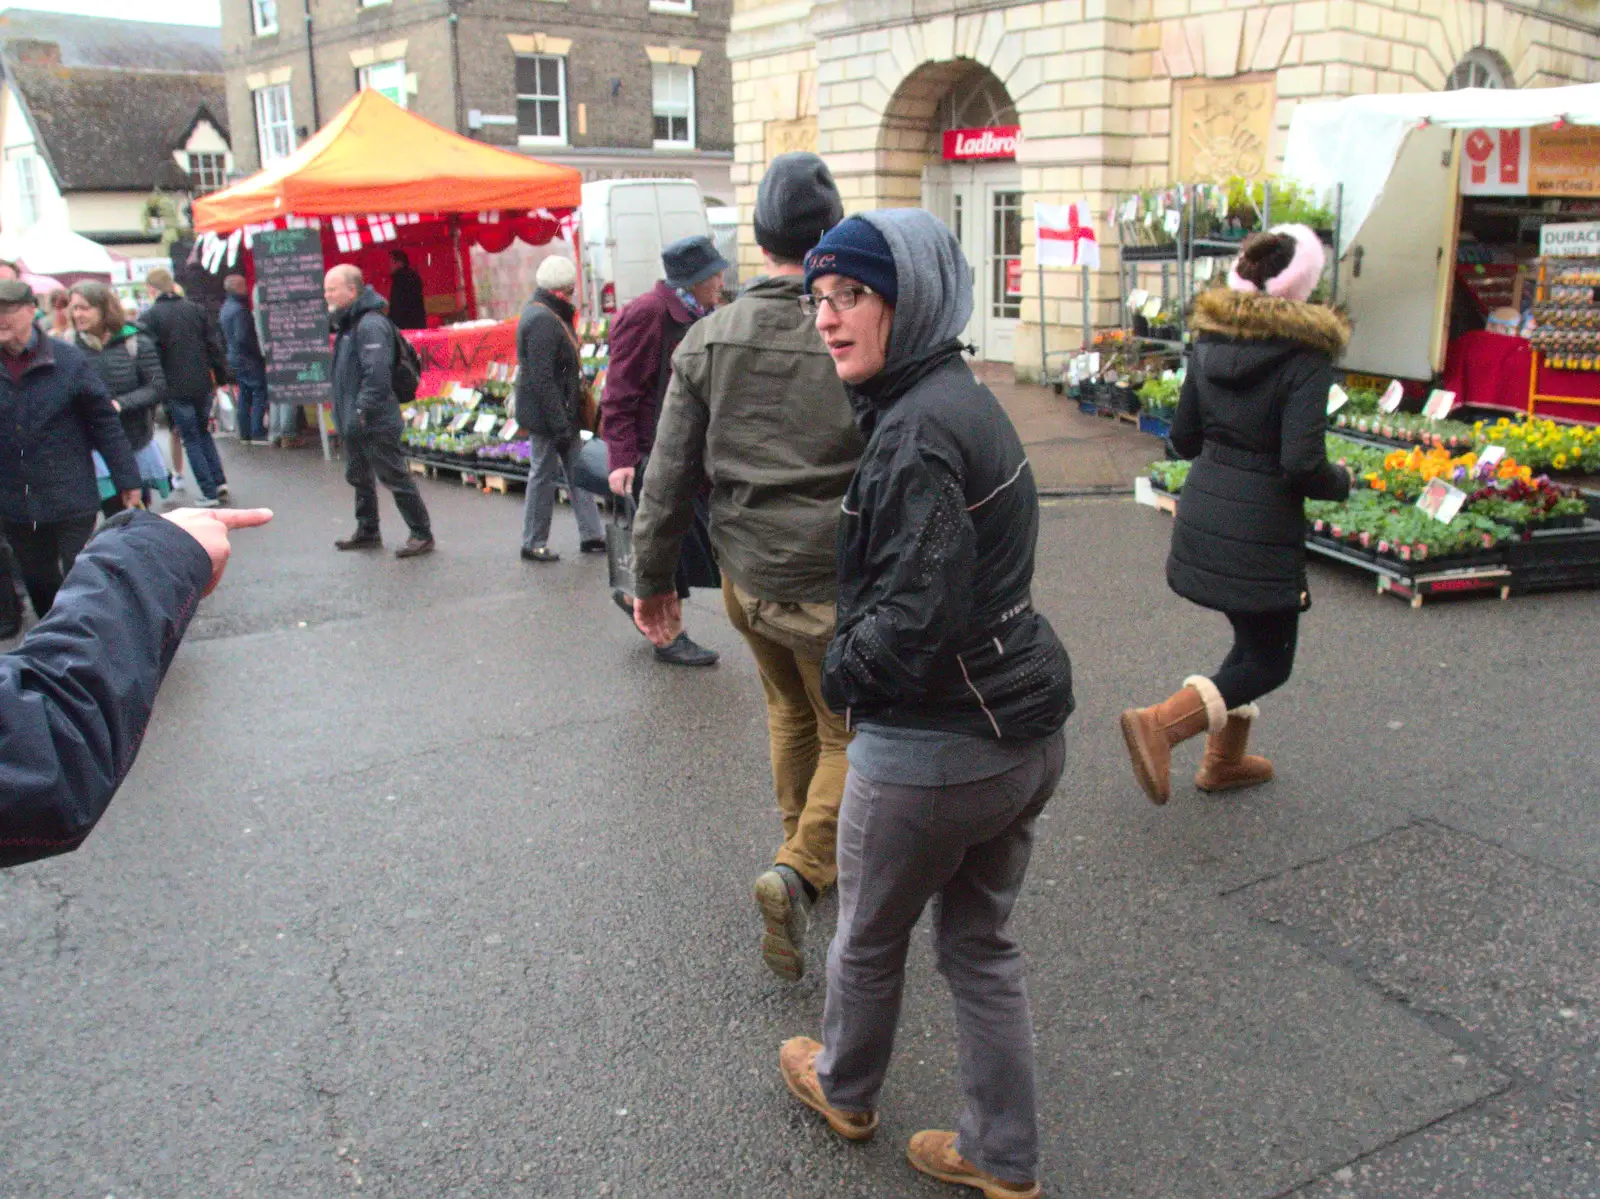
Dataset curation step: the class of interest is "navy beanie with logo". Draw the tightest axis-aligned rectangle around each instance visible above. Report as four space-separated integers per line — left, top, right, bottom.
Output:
804 216 898 306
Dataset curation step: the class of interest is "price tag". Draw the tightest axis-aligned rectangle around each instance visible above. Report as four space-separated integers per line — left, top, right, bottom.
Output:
1416 478 1467 524
1327 383 1349 415
500 418 520 441
1379 380 1404 413
449 412 472 432
473 412 498 434
1422 388 1457 420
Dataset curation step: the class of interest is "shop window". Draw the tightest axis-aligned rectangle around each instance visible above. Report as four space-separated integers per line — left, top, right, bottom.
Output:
359 59 408 108
991 190 1022 320
952 192 964 243
649 0 694 12
15 155 41 226
517 54 567 145
652 64 694 148
1447 49 1513 91
190 152 228 195
252 0 278 36
254 83 297 165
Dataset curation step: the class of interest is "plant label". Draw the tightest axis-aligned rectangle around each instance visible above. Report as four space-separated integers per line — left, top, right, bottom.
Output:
1422 388 1457 420
1126 288 1149 312
581 344 597 358
1141 297 1163 320
473 412 498 434
412 411 429 430
1088 352 1101 374
449 412 472 432
1379 380 1405 413
1477 445 1507 476
1134 476 1157 508
1416 478 1467 524
1163 210 1182 236
1327 383 1349 415
500 418 520 441
451 384 475 406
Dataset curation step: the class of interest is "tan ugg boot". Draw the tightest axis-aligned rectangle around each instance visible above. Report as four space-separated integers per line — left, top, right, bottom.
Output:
1194 704 1275 793
1119 675 1226 806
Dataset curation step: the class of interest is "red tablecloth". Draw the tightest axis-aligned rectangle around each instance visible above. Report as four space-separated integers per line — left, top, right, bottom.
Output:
1442 330 1600 424
402 319 517 398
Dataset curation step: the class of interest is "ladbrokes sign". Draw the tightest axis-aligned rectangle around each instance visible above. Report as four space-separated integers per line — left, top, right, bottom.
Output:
942 126 1021 161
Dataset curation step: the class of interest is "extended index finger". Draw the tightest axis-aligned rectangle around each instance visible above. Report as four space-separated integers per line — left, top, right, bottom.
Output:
211 508 275 529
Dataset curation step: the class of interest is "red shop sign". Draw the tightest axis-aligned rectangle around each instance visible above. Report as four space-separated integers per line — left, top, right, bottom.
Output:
943 125 1021 161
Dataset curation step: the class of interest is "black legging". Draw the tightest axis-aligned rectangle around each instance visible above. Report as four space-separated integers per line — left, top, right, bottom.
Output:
1212 609 1299 710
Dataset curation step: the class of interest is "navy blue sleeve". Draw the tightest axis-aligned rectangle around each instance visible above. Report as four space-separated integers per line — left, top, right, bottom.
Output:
0 512 212 868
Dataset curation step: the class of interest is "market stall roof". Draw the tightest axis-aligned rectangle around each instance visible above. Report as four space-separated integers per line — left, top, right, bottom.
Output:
1284 83 1600 256
192 89 581 233
0 219 115 278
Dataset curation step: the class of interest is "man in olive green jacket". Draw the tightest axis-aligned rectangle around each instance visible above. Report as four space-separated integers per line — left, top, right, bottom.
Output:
632 153 862 983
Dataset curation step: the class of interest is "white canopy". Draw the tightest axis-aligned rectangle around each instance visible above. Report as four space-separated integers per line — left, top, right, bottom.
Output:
0 220 116 278
1282 83 1600 256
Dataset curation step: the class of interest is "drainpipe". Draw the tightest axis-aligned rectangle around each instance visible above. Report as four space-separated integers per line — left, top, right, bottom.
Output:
449 1 463 133
305 1 322 129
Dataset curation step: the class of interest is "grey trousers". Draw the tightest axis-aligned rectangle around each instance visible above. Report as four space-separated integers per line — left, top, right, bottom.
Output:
815 731 1066 1184
522 432 604 550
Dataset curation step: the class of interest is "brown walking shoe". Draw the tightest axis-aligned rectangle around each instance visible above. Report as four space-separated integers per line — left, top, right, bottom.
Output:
1119 674 1225 805
778 1037 877 1142
395 536 435 559
907 1130 1040 1198
1194 704 1275 793
334 531 382 551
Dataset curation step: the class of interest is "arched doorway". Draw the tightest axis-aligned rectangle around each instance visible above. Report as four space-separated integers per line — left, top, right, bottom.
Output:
881 62 1021 362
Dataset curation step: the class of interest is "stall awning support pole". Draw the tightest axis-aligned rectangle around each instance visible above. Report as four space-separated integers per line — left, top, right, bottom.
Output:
316 401 332 462
1332 182 1344 308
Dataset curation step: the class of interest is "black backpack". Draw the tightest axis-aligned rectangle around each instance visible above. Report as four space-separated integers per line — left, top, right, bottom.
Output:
388 317 423 405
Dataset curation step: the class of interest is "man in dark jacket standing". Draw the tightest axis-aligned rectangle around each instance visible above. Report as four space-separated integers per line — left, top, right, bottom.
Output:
140 268 227 505
386 250 427 331
777 211 1073 1199
1 504 271 868
514 254 603 562
220 275 270 445
601 235 728 667
324 265 434 558
632 154 860 980
0 278 141 620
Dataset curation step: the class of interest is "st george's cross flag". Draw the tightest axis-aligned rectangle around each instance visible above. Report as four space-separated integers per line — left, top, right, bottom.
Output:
1035 202 1100 269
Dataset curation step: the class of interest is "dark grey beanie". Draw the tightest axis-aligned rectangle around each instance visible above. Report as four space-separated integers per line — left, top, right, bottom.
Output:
754 152 845 262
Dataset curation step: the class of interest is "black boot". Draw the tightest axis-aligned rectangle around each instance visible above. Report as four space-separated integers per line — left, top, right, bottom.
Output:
654 632 718 667
335 530 382 551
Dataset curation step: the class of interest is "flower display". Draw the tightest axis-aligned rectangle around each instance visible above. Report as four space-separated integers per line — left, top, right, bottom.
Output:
1472 417 1600 473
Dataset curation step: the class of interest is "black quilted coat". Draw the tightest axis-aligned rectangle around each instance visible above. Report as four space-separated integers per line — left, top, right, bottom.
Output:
821 342 1074 742
1166 288 1353 613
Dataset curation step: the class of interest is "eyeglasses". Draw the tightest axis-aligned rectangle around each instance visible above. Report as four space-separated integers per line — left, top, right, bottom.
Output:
799 284 876 317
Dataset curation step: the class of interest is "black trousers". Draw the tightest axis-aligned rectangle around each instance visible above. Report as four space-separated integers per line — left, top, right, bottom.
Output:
3 514 98 619
345 425 432 540
1213 609 1300 710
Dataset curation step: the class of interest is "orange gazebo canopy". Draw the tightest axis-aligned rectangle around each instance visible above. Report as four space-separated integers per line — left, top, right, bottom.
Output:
194 90 581 233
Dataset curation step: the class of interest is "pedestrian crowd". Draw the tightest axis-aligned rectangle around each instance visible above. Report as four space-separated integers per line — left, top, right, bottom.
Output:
0 150 1355 1199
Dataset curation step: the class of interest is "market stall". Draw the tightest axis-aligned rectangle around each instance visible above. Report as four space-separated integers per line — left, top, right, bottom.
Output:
1283 83 1600 422
192 90 582 458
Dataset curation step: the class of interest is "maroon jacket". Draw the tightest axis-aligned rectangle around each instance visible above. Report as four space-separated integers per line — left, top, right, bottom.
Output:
601 281 695 472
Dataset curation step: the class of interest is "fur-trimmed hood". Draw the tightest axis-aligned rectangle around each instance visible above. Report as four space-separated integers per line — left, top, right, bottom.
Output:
1191 288 1350 357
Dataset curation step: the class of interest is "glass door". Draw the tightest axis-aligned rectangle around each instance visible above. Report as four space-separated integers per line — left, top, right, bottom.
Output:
984 186 1023 362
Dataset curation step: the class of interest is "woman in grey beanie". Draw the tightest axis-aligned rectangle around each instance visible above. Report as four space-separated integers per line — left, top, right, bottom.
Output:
776 209 1074 1199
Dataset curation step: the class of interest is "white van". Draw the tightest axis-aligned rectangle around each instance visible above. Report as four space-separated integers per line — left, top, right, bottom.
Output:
580 179 710 316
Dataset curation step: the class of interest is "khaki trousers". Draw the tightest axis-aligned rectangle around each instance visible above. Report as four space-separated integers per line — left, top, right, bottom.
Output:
722 578 851 893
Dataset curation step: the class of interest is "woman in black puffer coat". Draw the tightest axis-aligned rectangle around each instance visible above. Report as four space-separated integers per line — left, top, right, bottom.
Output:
67 282 168 515
1121 226 1352 806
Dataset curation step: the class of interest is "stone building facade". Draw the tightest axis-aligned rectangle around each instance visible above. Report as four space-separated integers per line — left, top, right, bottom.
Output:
729 0 1600 373
222 0 734 204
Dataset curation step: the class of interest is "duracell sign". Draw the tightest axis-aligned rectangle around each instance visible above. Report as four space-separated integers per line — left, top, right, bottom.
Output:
941 126 1021 161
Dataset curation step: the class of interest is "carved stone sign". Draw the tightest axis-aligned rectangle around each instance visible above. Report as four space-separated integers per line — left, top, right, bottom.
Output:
765 117 818 162
1174 75 1275 181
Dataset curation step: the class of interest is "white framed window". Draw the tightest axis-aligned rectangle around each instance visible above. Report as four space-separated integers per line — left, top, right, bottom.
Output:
190 152 228 194
253 83 297 165
251 0 278 36
516 54 567 145
360 0 392 7
15 155 41 226
358 59 408 108
649 0 694 13
652 64 694 149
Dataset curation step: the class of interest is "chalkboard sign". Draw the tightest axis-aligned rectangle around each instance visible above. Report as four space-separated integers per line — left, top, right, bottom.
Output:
254 227 331 405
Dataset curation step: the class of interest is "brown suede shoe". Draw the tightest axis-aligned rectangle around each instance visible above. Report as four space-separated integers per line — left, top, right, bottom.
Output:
907 1130 1040 1198
1194 704 1275 793
1119 675 1224 806
779 1037 877 1142
394 537 435 559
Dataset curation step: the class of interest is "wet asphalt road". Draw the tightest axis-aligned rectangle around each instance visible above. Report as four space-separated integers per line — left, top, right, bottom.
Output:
1 440 1595 1198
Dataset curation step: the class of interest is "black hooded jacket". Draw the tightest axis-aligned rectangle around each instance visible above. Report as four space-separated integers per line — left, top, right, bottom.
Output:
330 286 402 438
1166 288 1353 613
821 342 1074 742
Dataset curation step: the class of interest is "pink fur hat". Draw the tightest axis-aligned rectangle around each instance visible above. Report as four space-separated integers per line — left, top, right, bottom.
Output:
1227 223 1325 304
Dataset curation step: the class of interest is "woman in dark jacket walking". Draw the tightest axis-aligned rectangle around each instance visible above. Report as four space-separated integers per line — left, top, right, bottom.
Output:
1120 226 1352 806
776 210 1073 1199
67 282 170 516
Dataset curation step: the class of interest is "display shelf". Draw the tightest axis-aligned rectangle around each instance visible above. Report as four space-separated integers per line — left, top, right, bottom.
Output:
1120 239 1252 263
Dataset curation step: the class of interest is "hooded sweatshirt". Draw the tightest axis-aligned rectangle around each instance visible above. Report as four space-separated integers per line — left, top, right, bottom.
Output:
822 209 1073 784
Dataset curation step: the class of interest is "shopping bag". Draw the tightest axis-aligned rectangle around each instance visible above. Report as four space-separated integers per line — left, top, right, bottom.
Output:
606 494 636 601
